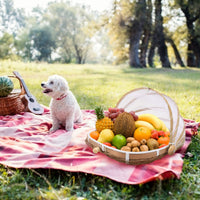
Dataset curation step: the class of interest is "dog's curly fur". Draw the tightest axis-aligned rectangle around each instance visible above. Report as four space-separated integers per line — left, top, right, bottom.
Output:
41 75 82 132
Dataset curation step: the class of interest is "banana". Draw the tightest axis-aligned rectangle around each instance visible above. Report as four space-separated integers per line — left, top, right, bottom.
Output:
135 120 155 131
157 118 168 132
138 113 162 130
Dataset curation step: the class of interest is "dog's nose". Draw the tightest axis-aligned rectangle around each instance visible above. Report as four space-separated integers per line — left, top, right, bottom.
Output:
41 83 45 87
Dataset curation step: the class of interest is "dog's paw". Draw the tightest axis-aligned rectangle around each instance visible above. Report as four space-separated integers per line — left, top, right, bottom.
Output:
65 127 74 132
49 127 58 133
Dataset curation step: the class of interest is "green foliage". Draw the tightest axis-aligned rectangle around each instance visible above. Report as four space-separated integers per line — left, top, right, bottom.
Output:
44 1 93 64
0 33 14 59
0 0 26 34
107 0 132 64
0 61 200 199
29 25 56 62
0 0 101 63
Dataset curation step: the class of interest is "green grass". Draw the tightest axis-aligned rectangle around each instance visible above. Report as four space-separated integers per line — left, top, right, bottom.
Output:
0 60 200 199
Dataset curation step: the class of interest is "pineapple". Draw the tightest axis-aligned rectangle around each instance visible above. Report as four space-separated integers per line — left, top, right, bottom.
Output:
95 106 114 133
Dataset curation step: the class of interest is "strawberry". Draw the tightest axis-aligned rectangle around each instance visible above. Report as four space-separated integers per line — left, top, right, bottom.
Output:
151 130 159 139
158 131 165 137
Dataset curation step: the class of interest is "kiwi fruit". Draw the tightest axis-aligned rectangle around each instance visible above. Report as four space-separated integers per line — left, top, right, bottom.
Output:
147 138 159 150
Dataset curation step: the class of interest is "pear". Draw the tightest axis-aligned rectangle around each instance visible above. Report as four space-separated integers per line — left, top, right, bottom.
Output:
97 129 114 143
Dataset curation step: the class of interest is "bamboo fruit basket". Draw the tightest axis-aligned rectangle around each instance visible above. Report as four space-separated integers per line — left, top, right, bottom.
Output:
0 76 25 116
85 87 185 165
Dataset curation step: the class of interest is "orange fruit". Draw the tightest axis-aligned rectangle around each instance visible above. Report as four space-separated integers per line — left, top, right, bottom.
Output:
134 127 151 142
90 131 100 140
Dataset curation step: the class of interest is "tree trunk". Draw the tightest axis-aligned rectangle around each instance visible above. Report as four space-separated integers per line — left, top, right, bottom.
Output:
187 42 196 67
155 0 171 68
166 38 185 67
180 2 200 67
129 0 146 68
148 43 156 67
140 0 152 68
140 31 150 68
195 52 200 68
129 20 142 68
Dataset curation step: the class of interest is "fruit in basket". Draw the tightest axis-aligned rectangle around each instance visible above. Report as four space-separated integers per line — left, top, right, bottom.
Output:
164 131 170 137
89 131 100 140
140 145 149 151
112 134 127 149
121 146 131 152
135 120 155 131
157 118 169 131
0 76 14 97
97 129 114 143
131 140 140 147
126 137 135 143
103 142 112 146
147 138 159 150
157 136 170 145
138 113 162 130
132 147 140 152
113 112 136 138
107 107 138 122
95 106 114 133
134 127 151 142
107 107 124 121
151 130 170 139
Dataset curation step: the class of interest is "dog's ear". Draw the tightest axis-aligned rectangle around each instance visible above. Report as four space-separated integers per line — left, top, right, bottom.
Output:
58 79 69 92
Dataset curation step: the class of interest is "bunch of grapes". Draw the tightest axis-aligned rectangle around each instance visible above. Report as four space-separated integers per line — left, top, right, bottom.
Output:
106 107 138 122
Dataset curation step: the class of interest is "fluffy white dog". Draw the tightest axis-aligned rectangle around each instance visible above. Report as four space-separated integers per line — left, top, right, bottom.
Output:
41 75 82 132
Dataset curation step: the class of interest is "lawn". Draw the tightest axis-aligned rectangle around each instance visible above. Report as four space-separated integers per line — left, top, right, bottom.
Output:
0 60 200 199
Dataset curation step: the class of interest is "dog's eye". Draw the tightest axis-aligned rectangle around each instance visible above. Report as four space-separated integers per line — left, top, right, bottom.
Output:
50 81 54 85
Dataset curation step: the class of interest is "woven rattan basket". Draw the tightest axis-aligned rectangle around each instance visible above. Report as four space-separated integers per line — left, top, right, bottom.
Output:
0 76 25 116
86 87 185 165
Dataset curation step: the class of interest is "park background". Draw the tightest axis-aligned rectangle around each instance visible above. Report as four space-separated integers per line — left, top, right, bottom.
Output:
0 0 200 199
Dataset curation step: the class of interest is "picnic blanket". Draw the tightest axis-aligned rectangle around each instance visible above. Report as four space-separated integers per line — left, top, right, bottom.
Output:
0 107 199 185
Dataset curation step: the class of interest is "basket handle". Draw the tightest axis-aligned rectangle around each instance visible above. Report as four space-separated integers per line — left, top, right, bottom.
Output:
8 75 26 95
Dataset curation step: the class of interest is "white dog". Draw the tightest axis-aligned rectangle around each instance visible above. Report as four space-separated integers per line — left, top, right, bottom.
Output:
41 75 82 132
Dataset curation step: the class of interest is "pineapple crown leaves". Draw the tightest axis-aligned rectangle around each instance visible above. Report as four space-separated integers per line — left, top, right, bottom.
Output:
95 106 105 120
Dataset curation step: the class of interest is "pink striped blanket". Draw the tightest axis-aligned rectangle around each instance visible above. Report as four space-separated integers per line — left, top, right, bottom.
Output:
0 107 199 185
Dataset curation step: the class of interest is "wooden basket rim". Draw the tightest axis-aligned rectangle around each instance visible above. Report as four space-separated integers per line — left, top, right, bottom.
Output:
86 132 169 164
86 132 169 155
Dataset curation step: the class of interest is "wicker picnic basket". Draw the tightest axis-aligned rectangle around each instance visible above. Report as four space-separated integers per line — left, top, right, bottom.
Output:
85 87 185 165
0 76 25 116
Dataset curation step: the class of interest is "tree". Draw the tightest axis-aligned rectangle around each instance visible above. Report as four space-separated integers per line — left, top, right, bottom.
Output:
108 0 171 68
128 0 147 68
0 32 14 59
45 1 92 64
148 0 171 68
0 0 25 35
108 0 147 67
29 26 56 62
165 30 185 67
139 0 153 67
107 1 129 64
175 0 200 67
15 29 33 61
